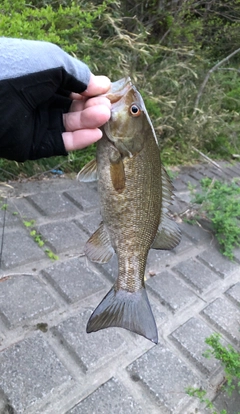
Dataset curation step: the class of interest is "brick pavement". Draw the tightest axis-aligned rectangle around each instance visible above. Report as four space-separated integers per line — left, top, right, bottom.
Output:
0 162 239 414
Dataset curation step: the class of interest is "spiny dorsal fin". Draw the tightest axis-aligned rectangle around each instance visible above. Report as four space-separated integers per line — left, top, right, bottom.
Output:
77 159 98 182
85 223 114 263
152 214 181 250
87 286 158 344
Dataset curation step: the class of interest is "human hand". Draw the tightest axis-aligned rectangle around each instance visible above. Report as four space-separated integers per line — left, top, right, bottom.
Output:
62 73 111 152
0 38 111 162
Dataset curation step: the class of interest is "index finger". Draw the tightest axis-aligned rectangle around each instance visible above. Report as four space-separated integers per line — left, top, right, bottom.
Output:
82 73 111 97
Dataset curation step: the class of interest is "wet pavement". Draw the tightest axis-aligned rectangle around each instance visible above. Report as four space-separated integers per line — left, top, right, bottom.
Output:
0 161 239 414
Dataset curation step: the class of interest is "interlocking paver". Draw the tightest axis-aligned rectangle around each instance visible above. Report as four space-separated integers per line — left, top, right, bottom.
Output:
173 257 219 293
0 274 57 328
26 192 78 217
53 311 125 372
170 317 220 374
0 333 71 413
128 343 200 413
201 297 240 346
226 282 240 306
42 257 106 303
198 247 239 278
37 221 88 254
67 377 144 414
0 163 239 414
0 230 45 269
147 271 197 313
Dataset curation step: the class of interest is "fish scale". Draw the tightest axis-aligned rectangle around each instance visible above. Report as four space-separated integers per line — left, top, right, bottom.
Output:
78 78 181 343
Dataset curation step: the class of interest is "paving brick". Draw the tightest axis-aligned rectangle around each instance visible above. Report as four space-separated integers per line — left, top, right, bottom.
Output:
128 343 200 413
172 178 186 192
178 174 199 188
170 317 220 375
187 168 205 181
37 221 88 254
226 282 240 306
0 274 57 328
67 377 143 414
53 311 125 372
180 221 213 244
147 271 197 313
0 200 22 228
0 230 45 269
26 192 78 217
168 196 188 215
213 379 240 414
0 333 71 413
76 210 102 235
201 297 240 346
42 257 106 304
173 233 194 254
173 258 219 293
198 248 239 278
233 247 240 263
63 182 99 211
8 197 41 221
146 249 175 276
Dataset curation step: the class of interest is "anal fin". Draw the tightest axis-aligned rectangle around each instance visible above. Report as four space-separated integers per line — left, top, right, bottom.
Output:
87 286 158 344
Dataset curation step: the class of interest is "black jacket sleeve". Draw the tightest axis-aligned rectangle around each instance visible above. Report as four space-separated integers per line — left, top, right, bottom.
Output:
0 38 91 162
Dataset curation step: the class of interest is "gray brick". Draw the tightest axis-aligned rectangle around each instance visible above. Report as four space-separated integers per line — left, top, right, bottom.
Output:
26 192 78 217
0 200 22 228
233 247 240 263
8 197 41 222
64 182 99 211
0 333 71 413
173 234 194 254
168 196 188 215
37 221 88 254
42 257 106 303
128 343 200 413
201 297 240 345
0 230 45 269
173 258 219 293
53 311 125 372
187 168 205 181
198 248 239 278
76 210 102 235
146 249 175 277
180 222 213 244
226 282 240 306
67 377 143 414
172 178 187 192
0 274 57 328
170 317 220 374
213 379 240 414
179 174 199 188
147 271 196 313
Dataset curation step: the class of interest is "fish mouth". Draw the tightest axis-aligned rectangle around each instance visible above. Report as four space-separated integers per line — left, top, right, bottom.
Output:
103 77 132 104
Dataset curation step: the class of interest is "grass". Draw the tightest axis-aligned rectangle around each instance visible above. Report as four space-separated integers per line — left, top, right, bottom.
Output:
186 333 240 414
190 177 240 259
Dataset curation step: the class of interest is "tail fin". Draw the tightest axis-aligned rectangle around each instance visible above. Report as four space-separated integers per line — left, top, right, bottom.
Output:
86 286 158 344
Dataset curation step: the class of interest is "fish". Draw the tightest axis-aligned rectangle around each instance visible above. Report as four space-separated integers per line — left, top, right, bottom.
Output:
78 77 181 343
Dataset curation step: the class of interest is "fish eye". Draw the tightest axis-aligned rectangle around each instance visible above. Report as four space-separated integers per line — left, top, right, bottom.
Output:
129 104 141 117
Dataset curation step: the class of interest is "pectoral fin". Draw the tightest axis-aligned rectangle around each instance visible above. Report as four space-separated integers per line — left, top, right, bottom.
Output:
87 286 158 344
109 147 125 193
152 215 181 250
77 159 98 182
85 223 114 263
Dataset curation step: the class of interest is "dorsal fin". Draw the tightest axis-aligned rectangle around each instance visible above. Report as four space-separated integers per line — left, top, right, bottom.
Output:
77 159 98 182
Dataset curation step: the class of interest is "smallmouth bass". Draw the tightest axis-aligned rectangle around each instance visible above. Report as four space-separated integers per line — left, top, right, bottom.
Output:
78 78 181 343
